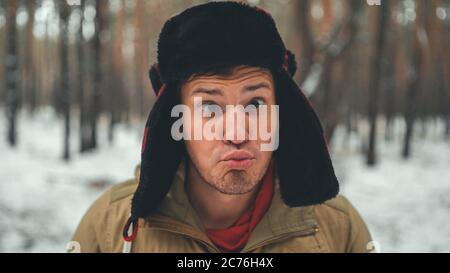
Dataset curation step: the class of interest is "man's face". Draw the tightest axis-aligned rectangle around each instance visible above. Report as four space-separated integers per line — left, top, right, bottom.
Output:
180 66 276 195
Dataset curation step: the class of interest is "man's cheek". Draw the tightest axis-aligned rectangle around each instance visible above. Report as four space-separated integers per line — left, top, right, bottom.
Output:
191 142 212 166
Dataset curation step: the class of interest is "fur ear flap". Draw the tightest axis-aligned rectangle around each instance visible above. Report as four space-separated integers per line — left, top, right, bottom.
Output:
149 64 163 96
131 84 184 219
285 50 297 77
274 70 339 207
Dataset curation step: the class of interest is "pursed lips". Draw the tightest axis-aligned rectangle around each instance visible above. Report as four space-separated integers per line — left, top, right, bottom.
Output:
220 150 256 170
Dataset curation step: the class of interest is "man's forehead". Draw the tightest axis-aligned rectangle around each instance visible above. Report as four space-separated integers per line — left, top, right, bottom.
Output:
183 66 274 91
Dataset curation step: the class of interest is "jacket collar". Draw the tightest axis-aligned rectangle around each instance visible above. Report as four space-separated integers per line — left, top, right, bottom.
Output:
136 160 318 252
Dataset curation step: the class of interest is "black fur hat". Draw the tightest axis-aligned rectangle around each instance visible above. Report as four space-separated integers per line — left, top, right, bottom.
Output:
131 1 339 221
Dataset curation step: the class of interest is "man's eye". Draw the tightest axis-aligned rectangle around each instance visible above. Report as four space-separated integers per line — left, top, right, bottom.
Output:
248 98 266 108
201 101 220 114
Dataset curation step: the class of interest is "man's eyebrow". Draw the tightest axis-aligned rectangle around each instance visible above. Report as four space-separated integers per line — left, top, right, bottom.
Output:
243 82 272 92
190 82 271 96
191 87 224 96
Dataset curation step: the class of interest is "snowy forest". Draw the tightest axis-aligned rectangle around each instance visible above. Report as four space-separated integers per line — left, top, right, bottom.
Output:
0 0 449 252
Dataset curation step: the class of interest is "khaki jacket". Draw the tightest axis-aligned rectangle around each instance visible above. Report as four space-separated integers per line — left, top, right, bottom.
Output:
71 162 372 253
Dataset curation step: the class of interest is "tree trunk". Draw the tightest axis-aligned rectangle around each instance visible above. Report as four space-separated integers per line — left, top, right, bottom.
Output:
367 2 389 166
295 0 314 85
78 2 91 153
109 0 126 143
86 0 108 150
402 2 425 159
445 114 450 139
60 2 71 161
5 0 18 147
25 0 37 113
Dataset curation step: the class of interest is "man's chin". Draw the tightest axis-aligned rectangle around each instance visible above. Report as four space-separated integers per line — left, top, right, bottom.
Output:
212 172 258 195
214 186 256 195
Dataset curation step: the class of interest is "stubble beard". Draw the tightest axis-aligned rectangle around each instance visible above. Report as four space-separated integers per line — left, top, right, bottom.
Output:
191 161 259 195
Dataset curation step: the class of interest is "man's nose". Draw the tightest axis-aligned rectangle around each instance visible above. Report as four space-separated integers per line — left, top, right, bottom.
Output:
224 136 248 147
223 108 249 147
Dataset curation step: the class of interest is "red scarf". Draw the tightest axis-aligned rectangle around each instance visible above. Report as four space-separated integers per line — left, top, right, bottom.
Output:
205 163 274 253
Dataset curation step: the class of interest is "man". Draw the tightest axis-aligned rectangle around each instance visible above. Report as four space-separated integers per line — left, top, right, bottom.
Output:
71 1 372 253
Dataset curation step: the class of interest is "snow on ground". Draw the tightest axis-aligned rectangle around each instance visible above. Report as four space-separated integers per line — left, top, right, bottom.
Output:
0 109 449 252
331 118 450 253
0 108 142 252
